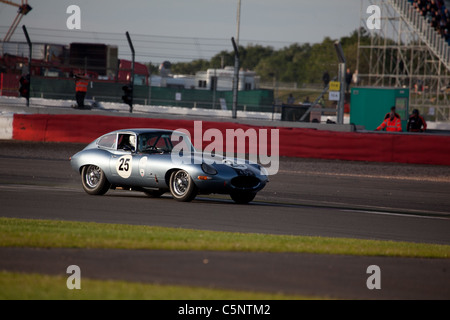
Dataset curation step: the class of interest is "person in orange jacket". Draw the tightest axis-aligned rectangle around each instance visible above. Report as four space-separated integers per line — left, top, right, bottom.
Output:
74 73 89 109
384 106 400 120
375 109 402 132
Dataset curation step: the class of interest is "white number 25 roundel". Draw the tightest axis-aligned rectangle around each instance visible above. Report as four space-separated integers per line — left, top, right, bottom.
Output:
116 155 132 178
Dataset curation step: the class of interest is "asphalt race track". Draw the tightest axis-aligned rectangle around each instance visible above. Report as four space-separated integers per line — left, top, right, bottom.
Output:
1 140 450 299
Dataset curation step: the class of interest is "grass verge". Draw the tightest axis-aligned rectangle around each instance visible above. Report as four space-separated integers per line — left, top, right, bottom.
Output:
0 271 316 300
1 217 449 258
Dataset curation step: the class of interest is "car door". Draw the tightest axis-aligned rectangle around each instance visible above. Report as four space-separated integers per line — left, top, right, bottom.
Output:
108 132 137 185
109 132 159 188
133 133 169 188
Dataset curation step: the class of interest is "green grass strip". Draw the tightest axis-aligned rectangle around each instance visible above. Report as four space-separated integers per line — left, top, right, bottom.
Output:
0 217 449 258
0 271 317 300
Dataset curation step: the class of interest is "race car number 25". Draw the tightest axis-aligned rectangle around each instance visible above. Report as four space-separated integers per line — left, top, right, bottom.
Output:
116 155 132 178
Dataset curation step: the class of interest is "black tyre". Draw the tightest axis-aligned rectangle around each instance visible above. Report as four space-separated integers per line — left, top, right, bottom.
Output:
81 165 111 195
169 170 197 202
230 191 256 204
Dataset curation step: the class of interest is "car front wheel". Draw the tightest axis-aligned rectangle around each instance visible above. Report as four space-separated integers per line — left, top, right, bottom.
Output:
169 170 197 202
81 165 111 195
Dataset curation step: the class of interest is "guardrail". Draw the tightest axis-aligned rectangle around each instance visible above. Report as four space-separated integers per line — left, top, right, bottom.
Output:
8 113 450 166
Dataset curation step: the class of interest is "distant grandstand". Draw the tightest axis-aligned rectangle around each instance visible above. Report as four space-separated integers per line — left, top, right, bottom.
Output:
358 0 450 121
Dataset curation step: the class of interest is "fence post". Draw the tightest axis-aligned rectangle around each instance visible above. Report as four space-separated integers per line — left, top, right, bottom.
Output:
22 25 32 107
125 31 135 113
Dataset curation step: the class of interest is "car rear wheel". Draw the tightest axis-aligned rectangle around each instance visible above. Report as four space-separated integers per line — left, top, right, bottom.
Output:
230 191 256 204
169 170 197 202
81 165 111 195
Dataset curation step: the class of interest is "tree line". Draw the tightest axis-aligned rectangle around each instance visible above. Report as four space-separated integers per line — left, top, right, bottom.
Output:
147 28 372 86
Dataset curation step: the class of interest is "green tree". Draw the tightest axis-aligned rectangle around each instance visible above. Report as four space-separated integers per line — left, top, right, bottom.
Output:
167 28 376 85
171 59 210 75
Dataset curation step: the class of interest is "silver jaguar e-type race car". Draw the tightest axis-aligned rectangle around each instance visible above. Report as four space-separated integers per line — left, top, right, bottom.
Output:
70 129 268 204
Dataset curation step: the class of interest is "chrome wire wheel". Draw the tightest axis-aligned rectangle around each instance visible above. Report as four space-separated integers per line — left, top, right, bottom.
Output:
169 170 197 202
81 165 110 195
172 170 189 196
85 165 102 188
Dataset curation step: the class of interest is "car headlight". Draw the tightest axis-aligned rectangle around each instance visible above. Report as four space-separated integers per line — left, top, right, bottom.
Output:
201 163 218 175
258 165 269 176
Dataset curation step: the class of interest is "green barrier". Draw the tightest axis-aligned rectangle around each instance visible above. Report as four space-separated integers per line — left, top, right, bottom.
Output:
29 77 274 112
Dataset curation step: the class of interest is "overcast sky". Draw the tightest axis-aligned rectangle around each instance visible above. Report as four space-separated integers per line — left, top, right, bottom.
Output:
1 0 364 62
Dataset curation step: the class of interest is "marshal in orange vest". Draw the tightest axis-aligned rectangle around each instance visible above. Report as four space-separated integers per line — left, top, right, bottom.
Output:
75 79 89 92
376 115 402 132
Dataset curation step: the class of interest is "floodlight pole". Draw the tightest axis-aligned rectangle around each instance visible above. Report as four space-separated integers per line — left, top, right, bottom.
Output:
126 31 135 113
231 0 241 119
22 25 31 107
231 37 240 119
236 0 241 46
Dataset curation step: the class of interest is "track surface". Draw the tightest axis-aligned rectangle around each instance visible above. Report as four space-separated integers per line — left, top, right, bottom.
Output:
1 140 450 299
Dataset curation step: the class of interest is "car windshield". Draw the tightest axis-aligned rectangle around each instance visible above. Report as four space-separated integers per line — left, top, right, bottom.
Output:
137 131 195 154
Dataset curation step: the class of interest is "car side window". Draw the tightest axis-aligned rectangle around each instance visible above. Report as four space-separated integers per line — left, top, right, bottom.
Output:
117 133 136 152
97 133 117 149
138 133 173 153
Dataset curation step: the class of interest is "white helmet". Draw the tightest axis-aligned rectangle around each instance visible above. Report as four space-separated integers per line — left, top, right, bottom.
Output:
129 135 136 149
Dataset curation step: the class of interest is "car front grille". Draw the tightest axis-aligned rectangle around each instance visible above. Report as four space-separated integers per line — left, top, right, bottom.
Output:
231 176 261 189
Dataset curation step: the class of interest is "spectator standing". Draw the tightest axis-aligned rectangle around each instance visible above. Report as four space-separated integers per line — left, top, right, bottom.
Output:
322 70 330 88
407 109 427 132
287 93 295 105
376 109 402 132
414 80 424 95
19 73 30 102
345 68 353 94
352 69 359 86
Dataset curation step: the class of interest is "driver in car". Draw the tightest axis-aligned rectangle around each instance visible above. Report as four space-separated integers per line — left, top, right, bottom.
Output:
118 135 136 151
